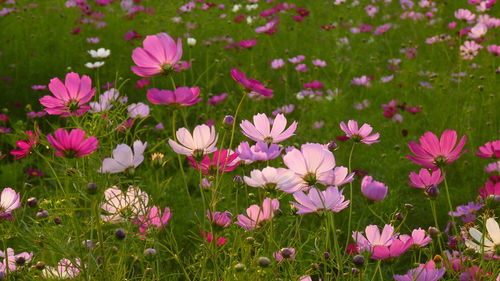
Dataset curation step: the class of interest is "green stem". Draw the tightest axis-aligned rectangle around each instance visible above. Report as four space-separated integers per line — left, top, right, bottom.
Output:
172 110 194 211
345 143 356 252
429 200 443 253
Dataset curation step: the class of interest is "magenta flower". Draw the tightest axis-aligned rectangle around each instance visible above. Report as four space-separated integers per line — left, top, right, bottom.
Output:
168 125 218 157
371 237 413 260
208 93 228 105
479 181 500 200
476 140 499 159
39 72 95 117
131 33 182 77
244 167 301 193
230 68 274 97
147 87 201 107
47 129 98 158
0 248 33 273
361 176 388 202
291 186 349 214
10 130 39 160
236 141 281 163
283 143 336 191
207 210 232 228
340 120 380 145
393 261 446 281
236 198 279 230
134 206 172 233
0 188 21 220
240 113 297 143
352 224 397 252
408 169 444 190
407 130 467 169
274 248 296 261
188 149 240 175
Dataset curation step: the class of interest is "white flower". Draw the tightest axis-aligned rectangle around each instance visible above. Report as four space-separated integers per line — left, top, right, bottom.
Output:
245 4 258 11
187 38 197 46
168 124 218 157
232 4 241 12
465 217 500 254
100 141 147 173
84 61 105 69
246 16 254 25
88 48 111 58
244 167 301 193
100 186 150 223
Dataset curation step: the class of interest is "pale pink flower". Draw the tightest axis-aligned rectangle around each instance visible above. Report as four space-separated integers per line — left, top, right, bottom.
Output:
361 176 388 202
351 76 371 87
42 258 83 279
274 248 296 261
291 186 349 214
468 23 487 39
100 186 150 223
244 167 301 193
236 198 279 230
100 141 147 173
282 143 336 191
460 41 483 60
454 9 475 22
340 120 380 145
168 124 218 157
312 59 327 67
352 224 397 252
0 248 33 273
240 113 297 143
400 228 432 248
270 59 285 69
0 188 20 220
393 261 446 281
134 206 172 233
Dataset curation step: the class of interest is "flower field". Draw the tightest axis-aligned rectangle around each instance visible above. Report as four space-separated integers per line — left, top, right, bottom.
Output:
0 0 499 280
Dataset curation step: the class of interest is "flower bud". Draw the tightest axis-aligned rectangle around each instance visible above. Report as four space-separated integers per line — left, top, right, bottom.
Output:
27 197 38 207
87 183 98 194
223 115 234 128
36 209 49 219
425 185 439 198
353 255 364 267
234 263 246 272
257 257 271 267
115 229 126 240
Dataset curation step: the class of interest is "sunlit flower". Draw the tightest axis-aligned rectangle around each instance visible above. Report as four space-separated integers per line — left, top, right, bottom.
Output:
131 33 182 77
42 258 83 279
393 261 446 281
168 125 218 157
361 176 388 202
291 186 349 214
100 141 147 173
88 48 110 58
244 167 300 193
236 198 279 230
0 188 20 220
340 120 380 145
465 218 500 254
100 186 150 223
188 149 240 175
240 113 297 144
147 87 201 107
47 129 98 158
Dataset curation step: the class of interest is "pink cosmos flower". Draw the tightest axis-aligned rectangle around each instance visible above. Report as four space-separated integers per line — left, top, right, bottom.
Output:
188 149 240 175
10 130 39 159
236 141 281 163
270 59 285 69
371 236 413 260
240 113 297 143
323 167 355 187
133 206 172 233
168 125 218 157
312 59 327 67
244 167 301 193
400 228 432 248
0 248 33 273
238 39 257 49
274 248 296 261
374 24 392 35
340 120 380 145
207 210 232 228
42 258 83 279
351 76 372 87
147 87 201 107
39 72 95 117
208 93 228 105
291 186 349 214
393 261 446 281
231 68 274 97
131 33 182 77
408 169 444 190
361 176 388 202
135 78 151 89
0 188 20 220
407 130 467 169
468 23 488 39
352 224 397 252
100 141 147 173
479 181 500 200
47 129 98 158
236 198 279 230
476 140 500 159
487 45 500 56
31 85 47 90
288 55 305 64
100 186 150 223
460 41 483 60
454 9 475 22
127 102 149 118
283 143 336 191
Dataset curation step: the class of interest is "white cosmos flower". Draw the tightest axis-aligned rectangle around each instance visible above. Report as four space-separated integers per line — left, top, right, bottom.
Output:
84 61 105 69
88 48 111 58
187 38 197 46
99 141 147 173
465 217 500 254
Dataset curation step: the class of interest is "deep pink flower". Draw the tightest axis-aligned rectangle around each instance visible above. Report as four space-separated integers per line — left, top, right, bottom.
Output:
476 140 500 159
39 72 95 117
407 130 467 169
352 224 397 252
131 33 182 77
361 176 388 202
238 39 257 49
47 129 98 158
124 30 142 41
208 93 228 105
147 87 201 107
136 78 151 89
207 210 232 228
236 198 279 230
371 237 413 259
133 206 172 233
340 120 380 145
303 80 323 89
240 113 297 143
188 149 240 175
10 130 39 159
202 231 228 247
408 169 444 190
479 181 500 200
231 68 274 97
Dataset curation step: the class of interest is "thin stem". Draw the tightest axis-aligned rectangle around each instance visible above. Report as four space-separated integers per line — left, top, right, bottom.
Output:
370 260 382 281
345 143 356 252
172 110 194 211
429 200 443 253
